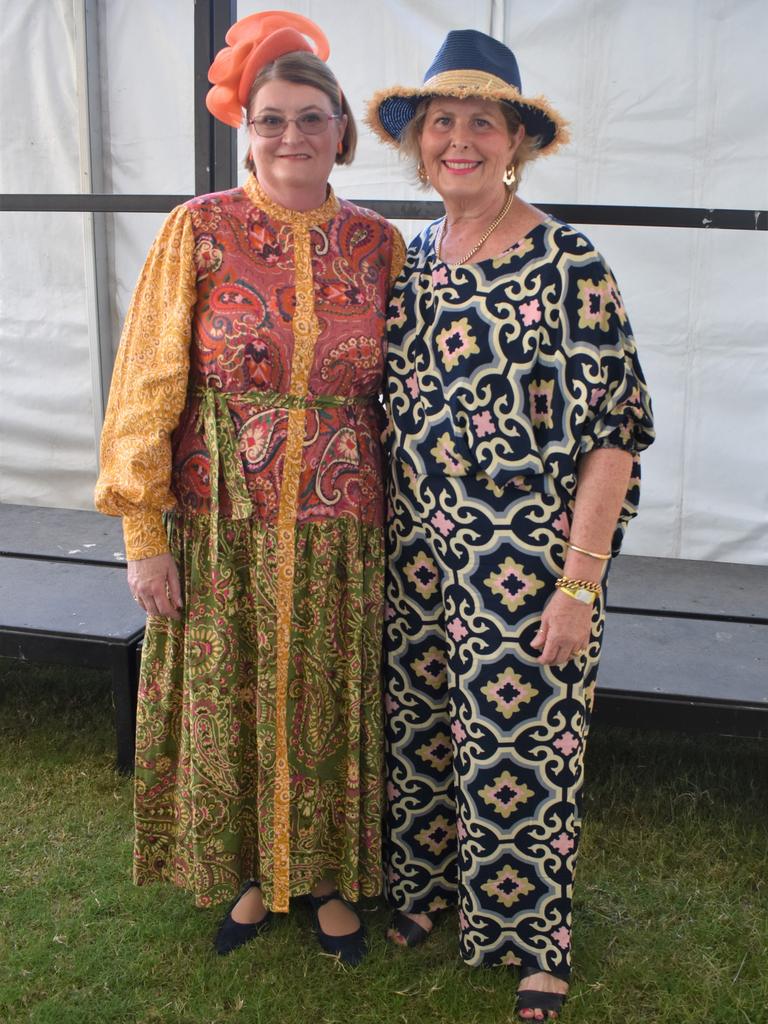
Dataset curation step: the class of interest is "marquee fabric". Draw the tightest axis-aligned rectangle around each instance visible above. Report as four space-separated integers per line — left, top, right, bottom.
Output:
1 0 766 563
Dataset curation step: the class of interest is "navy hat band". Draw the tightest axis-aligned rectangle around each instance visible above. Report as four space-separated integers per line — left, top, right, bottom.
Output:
423 30 522 92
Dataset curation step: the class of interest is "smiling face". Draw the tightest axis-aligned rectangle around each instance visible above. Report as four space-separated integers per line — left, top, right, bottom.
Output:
247 79 346 210
419 97 523 209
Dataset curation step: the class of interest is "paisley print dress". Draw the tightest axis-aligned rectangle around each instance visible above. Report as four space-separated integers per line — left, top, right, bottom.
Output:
383 217 654 972
96 176 405 911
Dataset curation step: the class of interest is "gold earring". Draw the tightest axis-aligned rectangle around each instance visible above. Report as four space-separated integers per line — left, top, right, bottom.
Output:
503 164 516 187
417 160 429 184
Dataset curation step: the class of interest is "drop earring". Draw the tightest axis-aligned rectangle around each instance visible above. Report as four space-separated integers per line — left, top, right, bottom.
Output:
502 164 517 187
337 139 343 155
417 160 429 184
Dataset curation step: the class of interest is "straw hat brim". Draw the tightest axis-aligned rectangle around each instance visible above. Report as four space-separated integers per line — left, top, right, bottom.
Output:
365 79 569 155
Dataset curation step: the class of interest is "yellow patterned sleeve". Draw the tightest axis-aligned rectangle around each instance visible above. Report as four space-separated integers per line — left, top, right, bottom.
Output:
94 205 198 560
389 225 407 286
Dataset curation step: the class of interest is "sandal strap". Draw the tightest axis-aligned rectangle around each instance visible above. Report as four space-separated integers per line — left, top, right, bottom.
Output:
515 989 566 1013
390 909 435 947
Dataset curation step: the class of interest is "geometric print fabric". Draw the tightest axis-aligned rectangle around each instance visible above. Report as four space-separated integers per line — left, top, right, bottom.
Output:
382 211 654 975
384 460 602 974
384 217 656 558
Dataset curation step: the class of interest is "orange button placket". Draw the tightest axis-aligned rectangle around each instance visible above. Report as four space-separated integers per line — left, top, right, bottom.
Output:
271 220 318 913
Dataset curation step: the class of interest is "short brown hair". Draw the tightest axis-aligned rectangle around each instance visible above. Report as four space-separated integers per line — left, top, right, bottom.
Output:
244 52 356 172
401 97 542 191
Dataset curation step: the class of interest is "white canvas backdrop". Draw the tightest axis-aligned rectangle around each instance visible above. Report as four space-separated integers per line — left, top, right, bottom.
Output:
0 2 97 507
1 0 766 563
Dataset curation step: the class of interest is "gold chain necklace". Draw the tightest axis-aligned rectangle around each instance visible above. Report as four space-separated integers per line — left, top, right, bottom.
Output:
437 189 514 265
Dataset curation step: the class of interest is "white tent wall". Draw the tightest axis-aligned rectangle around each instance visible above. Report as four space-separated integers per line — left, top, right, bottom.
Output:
99 0 194 401
0 1 98 508
1 0 766 564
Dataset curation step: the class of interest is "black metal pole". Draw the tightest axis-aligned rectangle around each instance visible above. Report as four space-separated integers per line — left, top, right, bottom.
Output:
193 0 237 196
193 0 213 196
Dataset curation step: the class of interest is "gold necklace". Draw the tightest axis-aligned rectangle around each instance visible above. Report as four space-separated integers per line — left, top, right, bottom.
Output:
437 189 514 265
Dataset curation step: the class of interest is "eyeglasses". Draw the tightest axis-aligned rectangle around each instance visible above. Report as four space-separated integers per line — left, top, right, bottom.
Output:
248 112 341 138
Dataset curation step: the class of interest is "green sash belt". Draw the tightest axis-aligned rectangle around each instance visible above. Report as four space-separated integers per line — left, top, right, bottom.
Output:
194 386 376 559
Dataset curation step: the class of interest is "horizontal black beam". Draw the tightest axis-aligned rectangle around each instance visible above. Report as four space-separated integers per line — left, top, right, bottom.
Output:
0 627 143 659
606 604 768 626
1 194 766 230
0 549 126 570
364 202 768 231
0 194 192 213
594 690 768 740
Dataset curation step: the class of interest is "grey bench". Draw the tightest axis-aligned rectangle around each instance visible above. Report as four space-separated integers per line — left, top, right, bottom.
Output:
2 503 766 769
600 555 768 738
0 503 145 772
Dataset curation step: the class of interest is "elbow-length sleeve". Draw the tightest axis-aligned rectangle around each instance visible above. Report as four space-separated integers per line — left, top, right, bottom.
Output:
94 205 198 560
562 248 655 549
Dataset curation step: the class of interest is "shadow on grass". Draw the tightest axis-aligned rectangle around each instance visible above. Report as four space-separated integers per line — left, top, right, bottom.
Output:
0 657 113 730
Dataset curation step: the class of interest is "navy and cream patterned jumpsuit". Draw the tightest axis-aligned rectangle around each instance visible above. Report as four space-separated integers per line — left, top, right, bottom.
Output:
383 217 654 974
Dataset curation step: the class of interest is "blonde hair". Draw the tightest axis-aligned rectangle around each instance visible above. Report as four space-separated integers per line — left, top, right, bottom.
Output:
401 98 542 191
244 52 357 172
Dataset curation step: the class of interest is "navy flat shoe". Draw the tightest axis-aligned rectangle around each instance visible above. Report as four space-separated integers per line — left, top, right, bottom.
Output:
306 890 367 967
214 879 272 956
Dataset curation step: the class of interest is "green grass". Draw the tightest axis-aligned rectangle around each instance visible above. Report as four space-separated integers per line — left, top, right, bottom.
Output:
1 658 766 1024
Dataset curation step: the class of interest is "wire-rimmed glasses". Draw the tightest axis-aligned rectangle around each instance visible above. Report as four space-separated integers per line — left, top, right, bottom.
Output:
248 112 341 137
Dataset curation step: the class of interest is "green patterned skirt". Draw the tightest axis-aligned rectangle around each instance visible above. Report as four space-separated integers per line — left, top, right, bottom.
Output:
133 512 384 910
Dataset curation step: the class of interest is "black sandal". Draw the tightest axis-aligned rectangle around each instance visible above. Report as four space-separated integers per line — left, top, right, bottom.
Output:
306 890 367 967
388 909 436 948
515 966 569 1020
214 879 272 956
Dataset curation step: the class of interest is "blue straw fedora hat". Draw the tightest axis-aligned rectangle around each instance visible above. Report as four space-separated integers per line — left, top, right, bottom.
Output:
365 29 568 153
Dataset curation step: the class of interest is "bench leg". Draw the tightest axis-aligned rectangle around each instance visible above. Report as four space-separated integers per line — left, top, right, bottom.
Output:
110 644 139 774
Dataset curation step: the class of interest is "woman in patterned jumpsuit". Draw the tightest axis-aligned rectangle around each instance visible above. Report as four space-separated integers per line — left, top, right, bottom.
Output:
95 13 403 964
367 30 654 1019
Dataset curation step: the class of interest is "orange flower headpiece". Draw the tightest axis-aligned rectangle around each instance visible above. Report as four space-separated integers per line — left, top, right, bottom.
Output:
206 11 330 128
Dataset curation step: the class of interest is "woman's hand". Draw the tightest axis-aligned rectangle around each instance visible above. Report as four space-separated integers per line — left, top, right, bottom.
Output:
531 590 593 665
127 553 183 620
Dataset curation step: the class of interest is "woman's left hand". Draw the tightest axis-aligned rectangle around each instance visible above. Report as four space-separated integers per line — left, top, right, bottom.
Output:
531 590 593 665
127 552 183 620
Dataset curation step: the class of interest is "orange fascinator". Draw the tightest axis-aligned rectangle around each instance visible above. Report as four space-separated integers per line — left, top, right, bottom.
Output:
206 11 330 127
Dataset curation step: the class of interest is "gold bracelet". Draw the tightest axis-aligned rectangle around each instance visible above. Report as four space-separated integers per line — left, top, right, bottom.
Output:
567 542 611 562
556 576 601 593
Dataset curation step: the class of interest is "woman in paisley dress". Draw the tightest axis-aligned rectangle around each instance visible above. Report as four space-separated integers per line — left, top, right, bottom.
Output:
367 30 654 1018
95 12 403 964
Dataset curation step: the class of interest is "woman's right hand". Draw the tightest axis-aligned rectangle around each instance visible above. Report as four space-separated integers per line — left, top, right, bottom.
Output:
127 553 183 620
